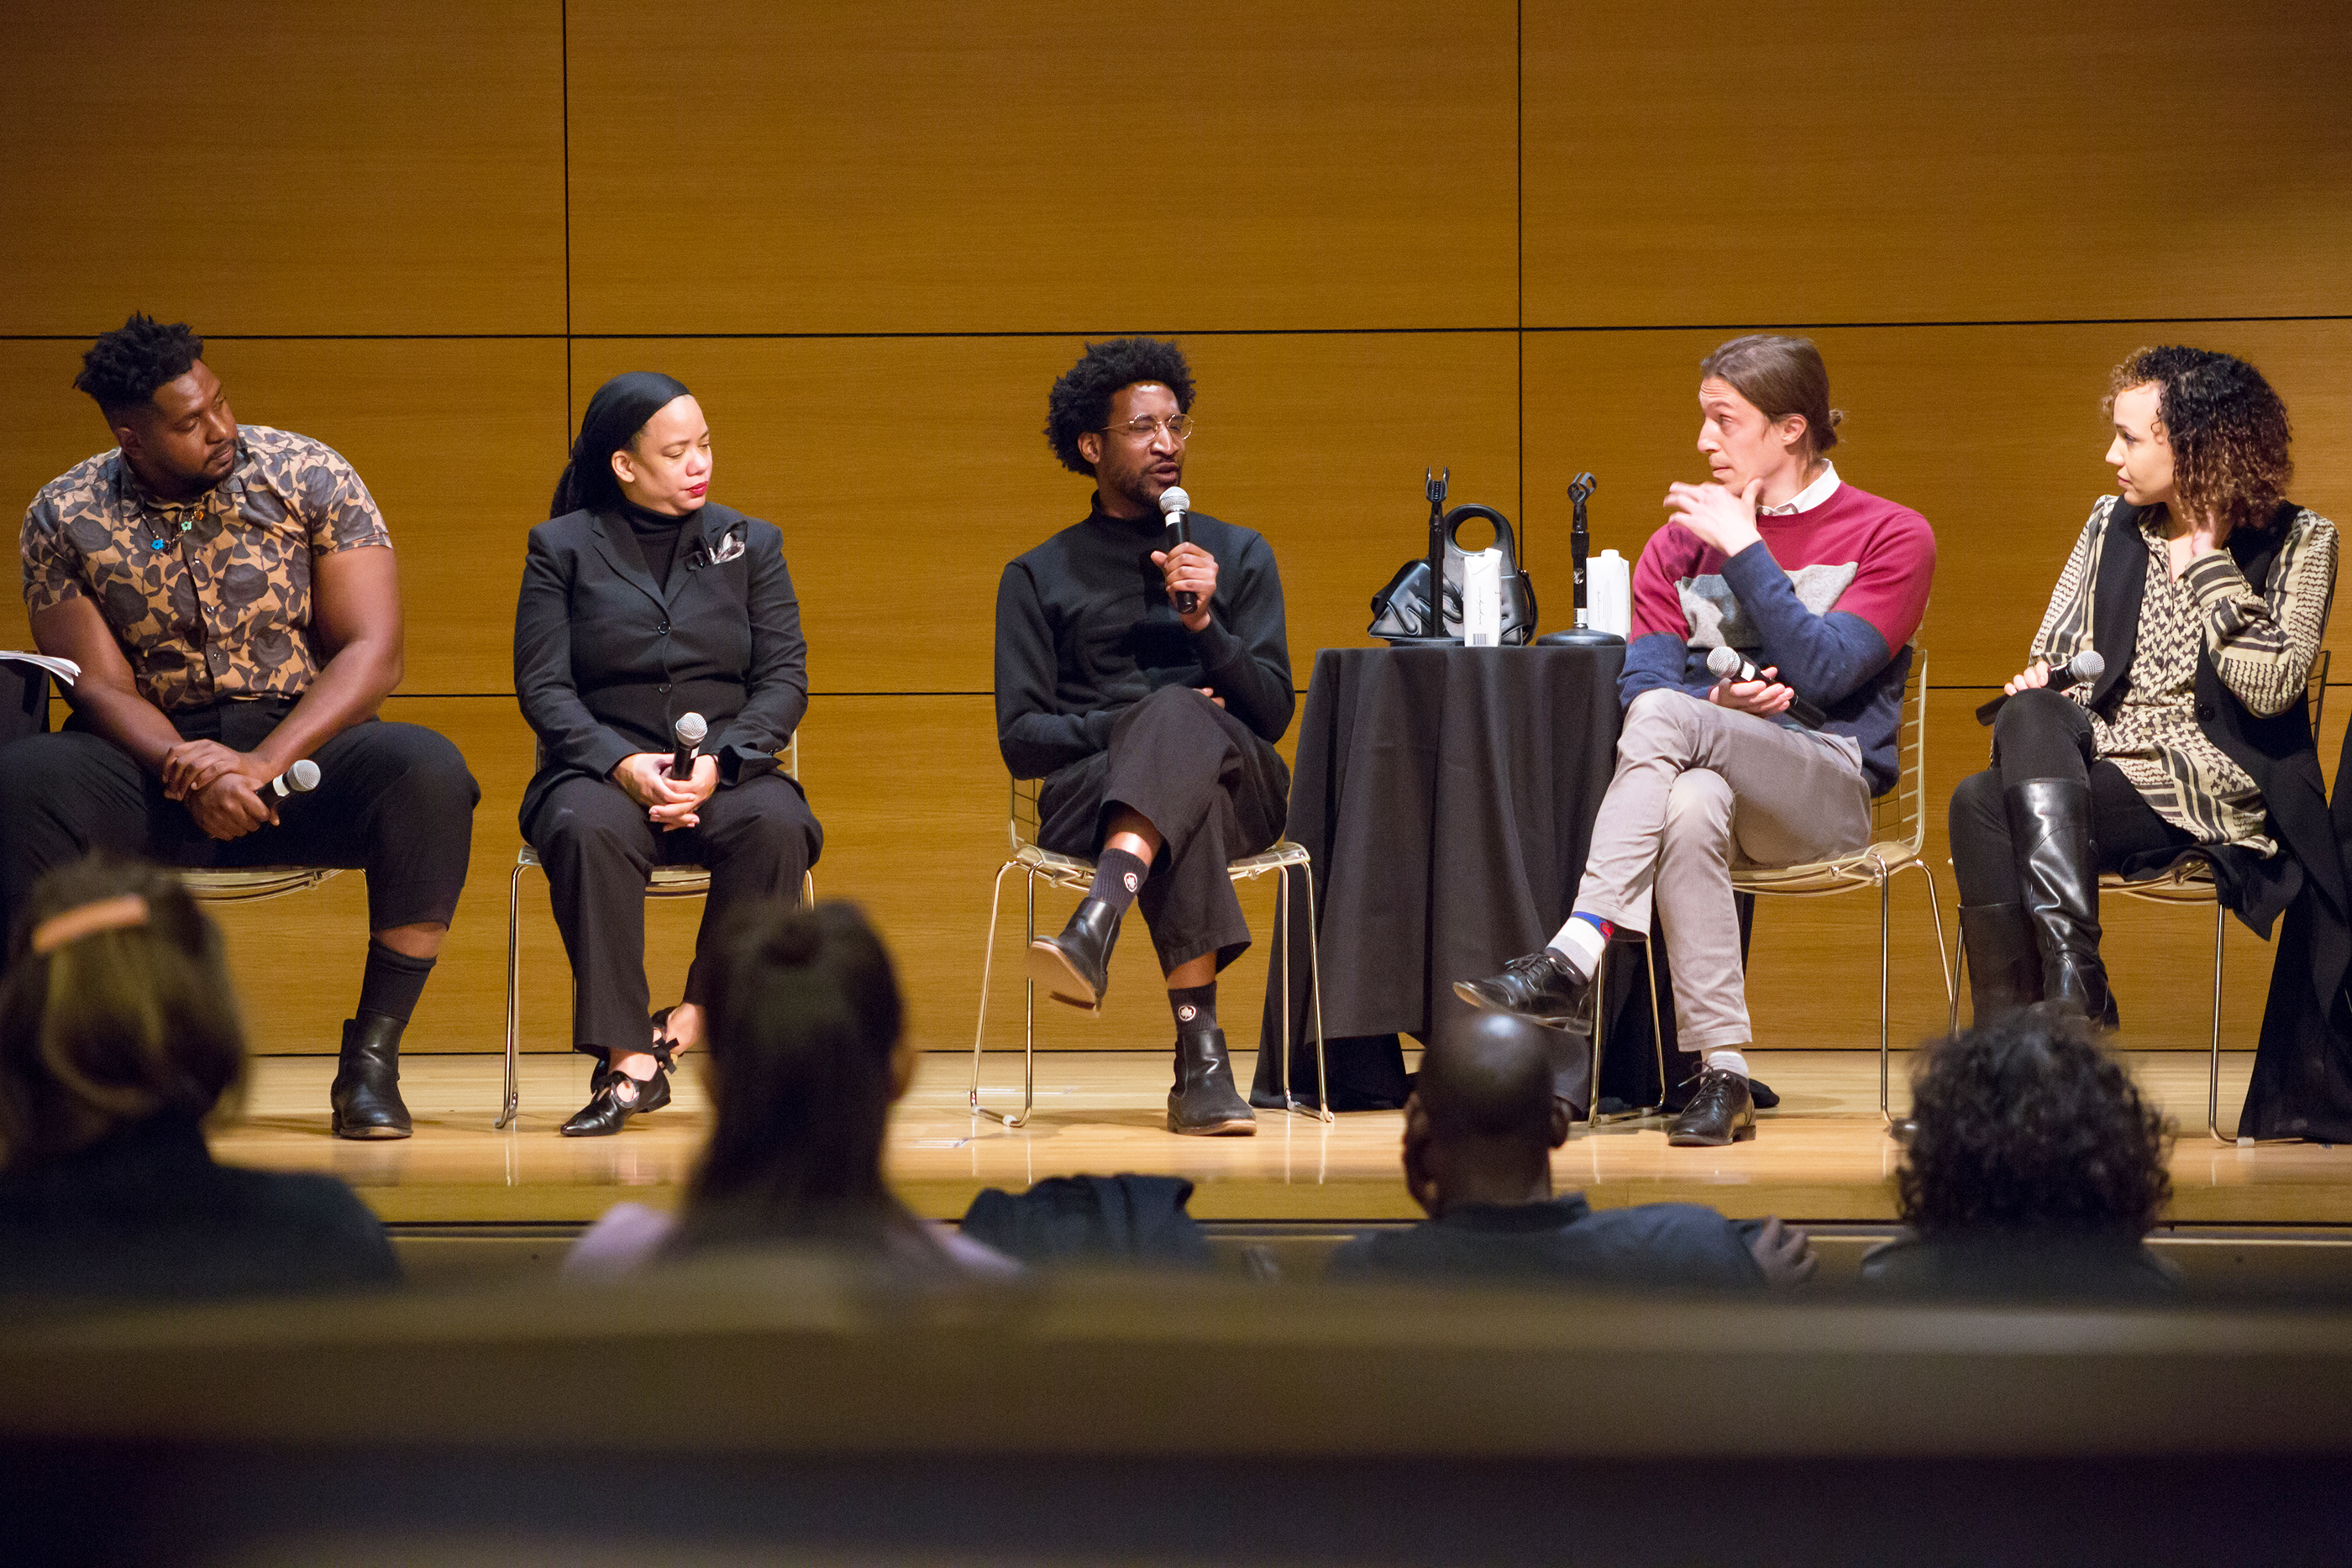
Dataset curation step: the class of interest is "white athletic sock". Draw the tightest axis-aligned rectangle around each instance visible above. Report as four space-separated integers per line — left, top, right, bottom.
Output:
1705 1048 1751 1080
1547 915 1609 981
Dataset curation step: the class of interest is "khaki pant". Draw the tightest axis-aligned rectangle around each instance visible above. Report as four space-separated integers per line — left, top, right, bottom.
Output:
1567 690 1872 1052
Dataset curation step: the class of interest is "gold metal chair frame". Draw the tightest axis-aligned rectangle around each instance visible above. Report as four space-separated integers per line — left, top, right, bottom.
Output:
501 732 808 1130
1729 649 1953 1125
969 776 1331 1128
1950 653 2331 1146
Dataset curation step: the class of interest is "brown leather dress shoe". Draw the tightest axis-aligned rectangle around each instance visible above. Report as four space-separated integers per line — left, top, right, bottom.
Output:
1667 1067 1756 1146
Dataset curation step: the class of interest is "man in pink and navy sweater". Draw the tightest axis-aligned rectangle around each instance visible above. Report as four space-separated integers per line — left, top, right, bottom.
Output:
1456 336 1936 1145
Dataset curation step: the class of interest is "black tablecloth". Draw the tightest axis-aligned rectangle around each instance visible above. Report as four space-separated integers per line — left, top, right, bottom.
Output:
1251 644 1682 1111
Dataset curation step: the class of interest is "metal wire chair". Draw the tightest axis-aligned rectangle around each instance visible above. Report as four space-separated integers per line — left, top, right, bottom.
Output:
1729 649 1953 1124
969 776 1331 1128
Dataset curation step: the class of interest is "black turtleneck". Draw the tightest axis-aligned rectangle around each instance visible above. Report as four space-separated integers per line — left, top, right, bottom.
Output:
995 499 1294 779
617 498 699 588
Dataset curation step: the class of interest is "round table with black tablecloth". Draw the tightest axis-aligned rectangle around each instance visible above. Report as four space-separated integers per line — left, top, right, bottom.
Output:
1251 643 1694 1113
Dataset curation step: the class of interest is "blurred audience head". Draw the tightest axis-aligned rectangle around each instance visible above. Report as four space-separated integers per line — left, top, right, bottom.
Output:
673 900 917 1253
1900 1009 2171 1238
0 857 244 1172
1404 1012 1570 1218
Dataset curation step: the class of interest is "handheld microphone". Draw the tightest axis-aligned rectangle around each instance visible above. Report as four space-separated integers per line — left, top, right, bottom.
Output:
267 759 320 799
1705 646 1828 728
1976 650 2105 725
1158 487 1196 614
670 711 707 781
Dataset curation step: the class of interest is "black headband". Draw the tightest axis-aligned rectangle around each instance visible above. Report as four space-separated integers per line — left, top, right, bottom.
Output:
549 371 693 518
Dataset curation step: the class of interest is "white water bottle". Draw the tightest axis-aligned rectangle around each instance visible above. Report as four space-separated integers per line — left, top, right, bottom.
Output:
1588 548 1632 638
1461 549 1504 646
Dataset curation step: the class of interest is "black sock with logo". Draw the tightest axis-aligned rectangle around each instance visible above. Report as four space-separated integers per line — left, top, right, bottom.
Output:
1089 848 1150 913
1168 982 1217 1035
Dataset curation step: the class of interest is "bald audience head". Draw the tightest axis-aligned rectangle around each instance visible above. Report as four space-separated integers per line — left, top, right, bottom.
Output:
1404 1013 1572 1218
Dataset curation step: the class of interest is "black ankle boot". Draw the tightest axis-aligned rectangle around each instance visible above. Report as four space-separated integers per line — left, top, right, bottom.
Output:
1027 898 1122 1011
1168 1025 1257 1135
2003 779 2118 1028
1959 901 2044 1024
331 1014 413 1140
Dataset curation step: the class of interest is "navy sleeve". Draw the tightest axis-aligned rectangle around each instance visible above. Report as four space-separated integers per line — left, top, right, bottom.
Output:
1617 631 1716 709
1719 543 1895 705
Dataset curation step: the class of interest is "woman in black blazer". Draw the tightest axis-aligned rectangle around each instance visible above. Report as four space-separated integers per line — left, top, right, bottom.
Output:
516 372 822 1136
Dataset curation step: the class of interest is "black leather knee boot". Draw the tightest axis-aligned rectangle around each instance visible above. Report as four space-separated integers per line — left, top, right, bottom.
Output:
2003 779 2118 1029
1958 902 2043 1024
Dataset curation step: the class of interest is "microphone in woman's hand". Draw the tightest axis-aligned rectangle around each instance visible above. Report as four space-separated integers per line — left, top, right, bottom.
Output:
1705 646 1828 727
670 712 707 781
1977 650 2104 726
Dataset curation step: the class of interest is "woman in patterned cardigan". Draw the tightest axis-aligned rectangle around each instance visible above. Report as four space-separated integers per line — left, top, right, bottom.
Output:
1949 348 2339 1049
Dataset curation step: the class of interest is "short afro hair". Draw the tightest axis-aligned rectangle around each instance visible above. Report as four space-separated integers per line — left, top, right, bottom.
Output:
1898 1010 2171 1238
74 313 205 420
2106 346 2294 536
1045 337 1194 476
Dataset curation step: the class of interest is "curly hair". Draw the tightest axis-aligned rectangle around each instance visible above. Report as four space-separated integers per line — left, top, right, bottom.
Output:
1898 1010 2171 1237
1044 337 1194 476
73 312 206 418
2106 346 2293 536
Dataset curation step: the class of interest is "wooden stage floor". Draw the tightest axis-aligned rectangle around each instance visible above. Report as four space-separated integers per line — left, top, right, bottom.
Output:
213 1048 2352 1229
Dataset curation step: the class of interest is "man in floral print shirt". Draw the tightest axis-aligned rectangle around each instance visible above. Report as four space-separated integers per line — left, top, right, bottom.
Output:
0 314 479 1140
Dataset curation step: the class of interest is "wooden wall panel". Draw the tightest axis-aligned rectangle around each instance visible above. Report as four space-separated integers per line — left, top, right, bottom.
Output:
564 0 1517 333
0 1 565 335
570 333 1520 694
1520 322 2352 687
0 339 570 692
1523 0 2352 327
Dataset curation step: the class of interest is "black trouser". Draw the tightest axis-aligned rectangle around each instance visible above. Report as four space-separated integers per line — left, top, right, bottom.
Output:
1037 684 1291 975
526 771 822 1059
0 699 479 945
1948 689 2195 905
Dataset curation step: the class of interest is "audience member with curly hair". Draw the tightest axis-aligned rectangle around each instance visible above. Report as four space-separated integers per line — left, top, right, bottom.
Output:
0 857 399 1303
1948 349 2337 1051
1861 1011 2177 1299
564 901 1016 1281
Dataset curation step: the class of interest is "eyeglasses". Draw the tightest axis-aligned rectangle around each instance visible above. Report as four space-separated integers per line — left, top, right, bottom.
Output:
1100 414 1196 443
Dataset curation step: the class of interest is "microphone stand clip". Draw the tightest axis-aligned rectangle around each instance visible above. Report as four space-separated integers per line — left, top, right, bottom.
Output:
1537 470 1625 648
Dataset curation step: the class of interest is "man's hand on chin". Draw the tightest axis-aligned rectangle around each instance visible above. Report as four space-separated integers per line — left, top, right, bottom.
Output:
1664 478 1764 559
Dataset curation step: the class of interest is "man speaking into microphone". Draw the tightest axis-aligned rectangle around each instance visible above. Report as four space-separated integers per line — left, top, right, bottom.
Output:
1454 336 1935 1146
998 338 1293 1135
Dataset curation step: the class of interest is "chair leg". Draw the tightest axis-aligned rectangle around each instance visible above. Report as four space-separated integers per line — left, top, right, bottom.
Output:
1278 865 1293 1110
1588 935 1668 1127
2208 899 2231 1145
1878 870 1893 1125
1303 863 1331 1123
969 858 1016 1120
500 858 526 1130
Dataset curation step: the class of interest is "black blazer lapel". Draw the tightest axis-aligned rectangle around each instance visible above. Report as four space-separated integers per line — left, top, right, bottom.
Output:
588 511 669 614
2087 500 2145 716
